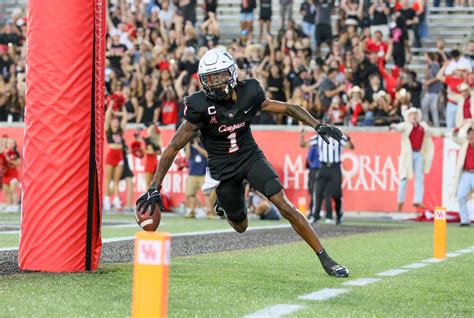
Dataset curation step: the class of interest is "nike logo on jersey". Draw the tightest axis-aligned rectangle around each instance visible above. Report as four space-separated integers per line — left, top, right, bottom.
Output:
244 106 254 114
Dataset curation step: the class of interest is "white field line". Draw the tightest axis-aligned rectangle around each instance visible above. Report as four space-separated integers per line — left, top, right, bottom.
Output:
446 252 461 258
298 288 350 301
247 245 474 317
376 269 408 277
244 304 306 318
0 223 149 235
342 278 381 286
422 258 445 263
402 262 429 269
0 223 292 251
454 248 474 254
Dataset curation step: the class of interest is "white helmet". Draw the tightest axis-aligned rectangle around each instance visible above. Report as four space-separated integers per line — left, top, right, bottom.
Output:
198 48 238 101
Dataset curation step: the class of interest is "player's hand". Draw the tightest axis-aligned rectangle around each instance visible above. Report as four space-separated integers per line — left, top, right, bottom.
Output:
135 185 164 215
315 124 343 144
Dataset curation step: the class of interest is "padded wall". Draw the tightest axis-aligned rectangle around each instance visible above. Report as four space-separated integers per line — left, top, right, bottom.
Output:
19 0 105 272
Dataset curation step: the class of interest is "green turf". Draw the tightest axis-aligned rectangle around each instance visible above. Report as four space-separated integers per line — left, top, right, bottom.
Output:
0 213 288 248
1 222 473 317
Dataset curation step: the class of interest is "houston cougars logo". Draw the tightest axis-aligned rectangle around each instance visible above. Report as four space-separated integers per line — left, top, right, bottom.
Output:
218 122 245 133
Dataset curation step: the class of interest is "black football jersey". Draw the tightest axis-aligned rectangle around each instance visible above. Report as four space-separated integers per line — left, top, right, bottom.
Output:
183 78 267 180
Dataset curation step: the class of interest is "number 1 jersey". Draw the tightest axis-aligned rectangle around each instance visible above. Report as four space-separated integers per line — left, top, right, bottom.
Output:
183 78 267 180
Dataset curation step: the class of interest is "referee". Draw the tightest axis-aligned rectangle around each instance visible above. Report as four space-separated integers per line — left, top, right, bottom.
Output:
305 131 354 224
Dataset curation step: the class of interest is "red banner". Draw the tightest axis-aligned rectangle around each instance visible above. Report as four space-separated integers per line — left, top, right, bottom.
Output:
1 127 445 213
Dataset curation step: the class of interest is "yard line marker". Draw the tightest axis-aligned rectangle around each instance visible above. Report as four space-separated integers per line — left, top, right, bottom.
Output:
376 269 407 277
342 278 381 286
244 304 305 318
446 252 461 258
402 262 429 269
422 258 445 263
298 288 349 301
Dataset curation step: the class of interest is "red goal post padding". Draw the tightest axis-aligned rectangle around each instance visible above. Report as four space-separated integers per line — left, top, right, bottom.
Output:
18 0 105 272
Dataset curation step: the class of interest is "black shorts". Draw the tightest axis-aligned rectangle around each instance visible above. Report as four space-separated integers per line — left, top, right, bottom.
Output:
259 9 271 21
316 23 332 45
216 156 282 223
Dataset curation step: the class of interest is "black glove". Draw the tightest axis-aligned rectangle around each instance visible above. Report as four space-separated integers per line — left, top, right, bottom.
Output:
315 124 343 144
136 185 164 215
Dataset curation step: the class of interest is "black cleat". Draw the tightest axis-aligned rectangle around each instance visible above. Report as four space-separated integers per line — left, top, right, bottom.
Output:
214 201 226 218
317 249 349 278
326 264 349 277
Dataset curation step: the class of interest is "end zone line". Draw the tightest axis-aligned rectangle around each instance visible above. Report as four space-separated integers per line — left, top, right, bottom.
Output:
0 223 292 252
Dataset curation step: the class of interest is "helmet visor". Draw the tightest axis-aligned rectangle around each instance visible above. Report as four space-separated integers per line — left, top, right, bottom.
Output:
199 69 231 89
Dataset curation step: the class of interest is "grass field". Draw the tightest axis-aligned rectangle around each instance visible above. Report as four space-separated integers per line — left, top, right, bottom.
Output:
1 221 473 317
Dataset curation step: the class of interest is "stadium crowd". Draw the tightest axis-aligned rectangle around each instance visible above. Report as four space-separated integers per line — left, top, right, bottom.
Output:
0 0 473 127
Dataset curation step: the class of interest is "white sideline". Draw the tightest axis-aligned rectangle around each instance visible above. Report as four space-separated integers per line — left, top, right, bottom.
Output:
298 288 349 301
0 223 292 252
446 252 461 258
342 278 381 286
244 304 306 318
422 258 445 263
402 263 429 269
376 269 408 277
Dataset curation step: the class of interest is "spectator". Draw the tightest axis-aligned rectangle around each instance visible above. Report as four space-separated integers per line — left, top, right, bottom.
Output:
240 0 256 42
179 0 197 26
436 62 469 128
445 49 473 76
104 104 128 211
397 0 420 47
466 40 474 69
300 0 317 49
158 86 179 126
421 52 443 127
203 0 218 20
455 83 473 129
248 190 282 220
368 0 390 39
386 16 411 68
453 126 474 226
347 86 364 125
319 67 345 111
259 0 272 41
144 124 162 188
403 71 422 108
315 0 335 55
1 137 20 212
184 135 216 219
279 0 293 30
137 90 160 124
390 108 443 212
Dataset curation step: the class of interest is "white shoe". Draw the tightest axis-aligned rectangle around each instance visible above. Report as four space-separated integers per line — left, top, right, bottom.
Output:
325 219 335 225
113 196 122 210
103 196 111 211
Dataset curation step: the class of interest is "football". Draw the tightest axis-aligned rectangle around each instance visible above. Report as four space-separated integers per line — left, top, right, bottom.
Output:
134 204 162 232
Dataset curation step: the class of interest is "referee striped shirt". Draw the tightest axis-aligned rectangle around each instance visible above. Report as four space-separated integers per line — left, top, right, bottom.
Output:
309 135 347 163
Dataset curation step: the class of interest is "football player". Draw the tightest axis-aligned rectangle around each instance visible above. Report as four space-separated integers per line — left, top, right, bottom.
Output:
136 48 349 277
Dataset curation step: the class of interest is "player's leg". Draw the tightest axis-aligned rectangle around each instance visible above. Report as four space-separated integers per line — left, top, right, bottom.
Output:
3 183 11 205
112 164 123 209
215 178 248 233
314 169 330 222
247 158 348 277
